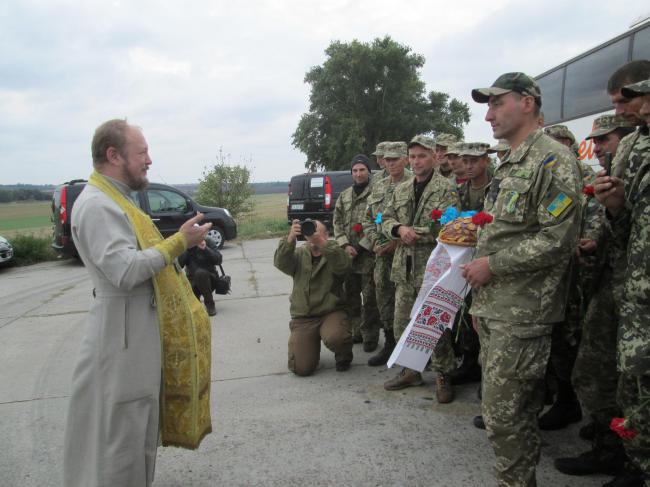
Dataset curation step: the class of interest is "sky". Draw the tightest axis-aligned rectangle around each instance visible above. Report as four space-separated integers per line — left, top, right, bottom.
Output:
1 0 649 185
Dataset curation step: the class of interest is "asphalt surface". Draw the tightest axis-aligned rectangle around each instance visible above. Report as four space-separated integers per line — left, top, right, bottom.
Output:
0 238 607 486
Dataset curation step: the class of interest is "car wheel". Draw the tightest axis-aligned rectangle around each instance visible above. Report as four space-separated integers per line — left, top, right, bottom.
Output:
206 226 225 249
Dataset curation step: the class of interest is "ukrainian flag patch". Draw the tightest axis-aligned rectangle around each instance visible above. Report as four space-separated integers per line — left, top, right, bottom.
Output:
547 192 572 217
542 155 556 169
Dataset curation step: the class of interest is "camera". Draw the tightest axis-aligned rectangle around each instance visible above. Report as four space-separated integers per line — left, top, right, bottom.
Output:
300 219 316 237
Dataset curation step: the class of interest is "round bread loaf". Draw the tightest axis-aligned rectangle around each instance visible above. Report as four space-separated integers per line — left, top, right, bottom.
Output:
438 217 478 247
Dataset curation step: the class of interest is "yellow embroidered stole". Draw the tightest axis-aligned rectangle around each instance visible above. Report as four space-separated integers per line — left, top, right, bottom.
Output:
88 171 212 449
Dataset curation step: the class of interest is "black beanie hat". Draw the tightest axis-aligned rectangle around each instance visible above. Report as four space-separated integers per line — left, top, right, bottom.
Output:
350 154 371 173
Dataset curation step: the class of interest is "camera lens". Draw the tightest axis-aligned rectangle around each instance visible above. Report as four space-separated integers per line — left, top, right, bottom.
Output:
301 219 316 237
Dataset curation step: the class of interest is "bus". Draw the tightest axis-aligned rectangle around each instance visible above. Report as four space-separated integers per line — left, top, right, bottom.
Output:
535 15 650 167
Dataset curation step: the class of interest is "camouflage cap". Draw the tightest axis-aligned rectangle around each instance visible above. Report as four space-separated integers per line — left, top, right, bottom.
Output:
585 115 636 140
371 141 390 156
621 78 650 99
408 135 436 150
472 72 542 106
544 125 576 144
445 142 463 156
382 141 408 158
435 133 459 149
455 142 491 157
488 139 510 153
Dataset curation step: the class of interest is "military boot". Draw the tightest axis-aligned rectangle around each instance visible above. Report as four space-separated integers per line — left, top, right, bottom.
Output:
368 329 395 366
554 425 625 476
435 373 454 404
448 352 481 385
539 379 582 430
384 368 423 391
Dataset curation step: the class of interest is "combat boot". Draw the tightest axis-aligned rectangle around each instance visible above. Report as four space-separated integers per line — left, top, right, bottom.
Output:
448 352 481 385
554 427 625 476
579 420 596 441
435 373 454 404
368 329 395 366
539 379 582 430
384 368 423 391
363 339 378 353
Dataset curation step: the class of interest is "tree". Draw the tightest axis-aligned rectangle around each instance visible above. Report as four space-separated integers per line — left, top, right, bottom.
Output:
292 36 470 171
195 148 254 219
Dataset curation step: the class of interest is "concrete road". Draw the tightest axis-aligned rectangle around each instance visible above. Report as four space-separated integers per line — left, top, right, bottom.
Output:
0 238 605 486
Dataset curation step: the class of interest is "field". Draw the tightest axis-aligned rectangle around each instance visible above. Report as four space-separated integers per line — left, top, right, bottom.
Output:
0 201 52 238
0 194 288 241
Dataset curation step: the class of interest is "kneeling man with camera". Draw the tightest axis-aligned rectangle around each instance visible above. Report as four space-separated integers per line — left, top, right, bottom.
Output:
274 218 354 375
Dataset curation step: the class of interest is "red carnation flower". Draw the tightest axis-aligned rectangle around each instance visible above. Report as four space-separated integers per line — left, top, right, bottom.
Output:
431 209 443 221
582 185 595 196
471 212 494 227
352 223 363 233
610 417 637 440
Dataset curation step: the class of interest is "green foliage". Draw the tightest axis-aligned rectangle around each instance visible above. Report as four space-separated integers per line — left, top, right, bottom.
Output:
0 188 52 203
292 36 470 170
9 234 58 266
195 151 254 218
237 218 288 240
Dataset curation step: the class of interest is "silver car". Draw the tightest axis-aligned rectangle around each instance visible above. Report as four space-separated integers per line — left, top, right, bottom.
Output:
0 236 14 266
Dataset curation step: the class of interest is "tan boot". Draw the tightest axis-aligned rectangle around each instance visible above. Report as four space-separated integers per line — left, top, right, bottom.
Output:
383 368 423 391
435 373 454 404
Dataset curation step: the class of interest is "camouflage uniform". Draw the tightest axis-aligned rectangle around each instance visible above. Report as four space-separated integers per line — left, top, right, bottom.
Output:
571 115 637 440
453 142 492 371
381 159 460 374
436 133 459 179
470 124 582 486
607 79 650 482
333 179 381 345
363 166 412 341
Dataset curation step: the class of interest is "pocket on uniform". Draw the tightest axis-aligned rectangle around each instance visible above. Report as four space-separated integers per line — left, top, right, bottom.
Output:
493 331 551 381
493 177 533 223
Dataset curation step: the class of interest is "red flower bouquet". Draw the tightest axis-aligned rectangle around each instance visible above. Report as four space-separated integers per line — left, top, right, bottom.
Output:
471 212 494 227
610 417 638 440
431 209 443 221
582 185 595 196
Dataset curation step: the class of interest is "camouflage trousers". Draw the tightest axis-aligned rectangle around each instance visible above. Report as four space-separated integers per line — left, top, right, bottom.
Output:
344 271 381 343
572 280 620 427
394 280 455 374
617 373 650 483
478 318 552 487
373 253 395 334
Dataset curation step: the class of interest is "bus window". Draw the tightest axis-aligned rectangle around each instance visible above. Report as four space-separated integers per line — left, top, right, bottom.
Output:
632 24 650 60
564 38 629 120
537 69 564 125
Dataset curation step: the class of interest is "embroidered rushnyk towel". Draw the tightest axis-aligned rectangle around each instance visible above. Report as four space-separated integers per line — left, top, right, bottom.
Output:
388 241 473 372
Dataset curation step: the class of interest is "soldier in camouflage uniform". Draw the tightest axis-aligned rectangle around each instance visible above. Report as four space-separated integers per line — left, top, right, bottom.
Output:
372 141 390 179
444 141 469 187
532 124 593 431
555 114 636 478
362 142 412 366
380 135 460 403
333 154 381 351
464 72 582 487
594 74 650 487
435 133 459 178
448 142 493 386
489 139 510 163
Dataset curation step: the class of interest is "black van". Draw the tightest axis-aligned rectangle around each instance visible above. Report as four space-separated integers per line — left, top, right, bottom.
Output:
52 180 237 257
286 171 354 231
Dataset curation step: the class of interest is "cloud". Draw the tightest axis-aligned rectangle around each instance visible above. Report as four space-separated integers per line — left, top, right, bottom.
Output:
1 0 649 184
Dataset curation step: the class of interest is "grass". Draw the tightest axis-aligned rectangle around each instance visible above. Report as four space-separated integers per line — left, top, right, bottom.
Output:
236 193 288 240
0 193 290 249
0 201 52 238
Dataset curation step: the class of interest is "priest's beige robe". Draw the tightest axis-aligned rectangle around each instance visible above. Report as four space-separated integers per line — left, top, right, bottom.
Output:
63 179 166 487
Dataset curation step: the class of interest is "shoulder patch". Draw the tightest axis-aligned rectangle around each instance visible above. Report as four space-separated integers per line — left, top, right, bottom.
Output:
546 192 572 217
542 155 556 169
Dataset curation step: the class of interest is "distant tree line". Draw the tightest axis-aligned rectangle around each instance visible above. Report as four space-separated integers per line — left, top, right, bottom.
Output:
0 188 52 203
